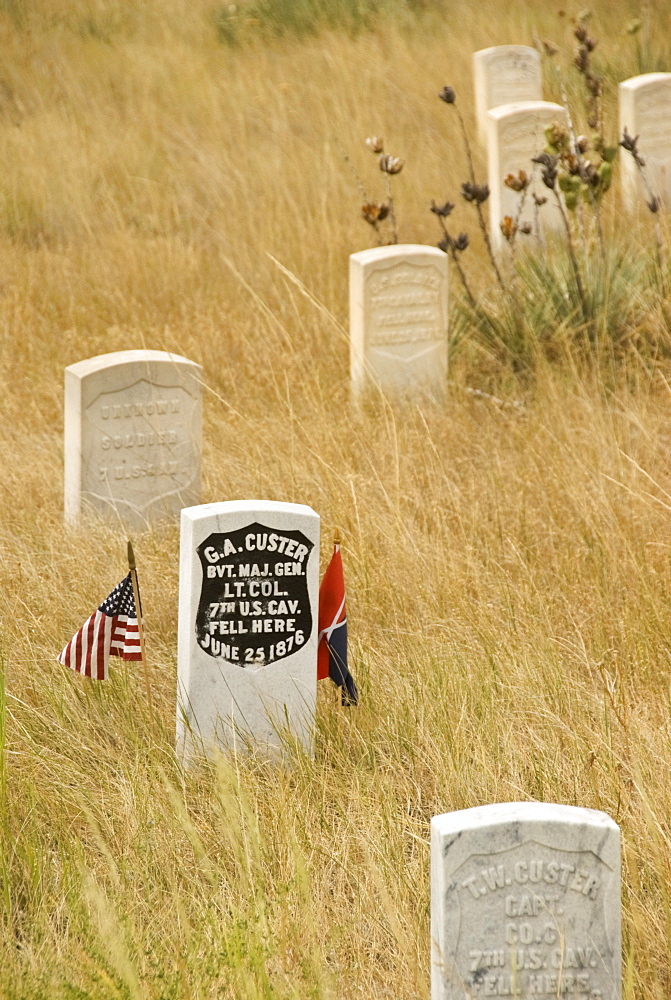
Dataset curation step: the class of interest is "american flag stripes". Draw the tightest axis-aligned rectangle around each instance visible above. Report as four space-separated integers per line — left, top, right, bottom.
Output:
317 542 358 706
58 573 142 680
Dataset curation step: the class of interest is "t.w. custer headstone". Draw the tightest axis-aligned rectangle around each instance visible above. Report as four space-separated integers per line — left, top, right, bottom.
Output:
619 72 671 212
474 46 543 145
177 500 319 760
350 245 448 395
64 350 202 528
431 802 621 1000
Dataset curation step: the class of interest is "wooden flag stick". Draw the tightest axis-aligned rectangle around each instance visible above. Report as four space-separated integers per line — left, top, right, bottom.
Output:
127 539 154 720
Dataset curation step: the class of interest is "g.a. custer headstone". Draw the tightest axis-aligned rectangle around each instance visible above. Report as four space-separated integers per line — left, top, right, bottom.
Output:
349 244 448 395
177 500 319 760
431 802 621 1000
474 46 543 146
619 72 671 212
487 101 569 251
64 349 202 528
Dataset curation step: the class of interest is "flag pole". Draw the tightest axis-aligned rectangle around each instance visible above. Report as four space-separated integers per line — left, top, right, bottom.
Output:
334 528 341 548
127 539 154 720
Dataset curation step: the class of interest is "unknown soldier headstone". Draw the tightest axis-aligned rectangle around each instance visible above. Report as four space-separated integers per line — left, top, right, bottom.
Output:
349 244 448 395
431 802 621 1000
64 350 202 529
474 46 543 145
619 72 671 212
177 500 319 760
487 101 569 251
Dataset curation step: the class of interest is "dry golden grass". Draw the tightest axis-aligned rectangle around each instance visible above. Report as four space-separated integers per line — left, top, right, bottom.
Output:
2 1 671 997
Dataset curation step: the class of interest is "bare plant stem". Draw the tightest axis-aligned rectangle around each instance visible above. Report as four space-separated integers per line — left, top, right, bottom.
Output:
633 159 666 296
453 104 507 293
384 173 398 245
436 219 477 309
508 184 531 266
553 187 589 325
558 78 604 259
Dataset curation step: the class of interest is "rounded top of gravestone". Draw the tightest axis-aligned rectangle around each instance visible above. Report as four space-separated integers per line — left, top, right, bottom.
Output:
181 499 319 526
432 801 618 836
474 44 540 62
350 244 447 266
620 71 671 91
487 100 565 122
66 350 201 378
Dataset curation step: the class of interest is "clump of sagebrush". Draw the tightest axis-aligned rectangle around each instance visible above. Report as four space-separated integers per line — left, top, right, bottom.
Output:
358 135 404 245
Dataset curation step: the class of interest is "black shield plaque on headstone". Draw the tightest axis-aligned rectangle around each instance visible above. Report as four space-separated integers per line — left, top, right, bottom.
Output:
195 522 314 668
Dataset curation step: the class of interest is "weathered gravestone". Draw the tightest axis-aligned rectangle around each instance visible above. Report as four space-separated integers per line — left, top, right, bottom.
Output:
349 245 448 395
431 802 621 1000
474 46 543 146
487 102 569 252
177 500 319 760
64 350 202 528
619 72 671 212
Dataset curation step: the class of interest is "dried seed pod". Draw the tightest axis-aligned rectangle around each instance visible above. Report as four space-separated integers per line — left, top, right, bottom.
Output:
361 201 390 224
461 181 490 205
438 85 456 104
430 199 455 217
500 216 517 241
379 154 404 174
504 170 530 192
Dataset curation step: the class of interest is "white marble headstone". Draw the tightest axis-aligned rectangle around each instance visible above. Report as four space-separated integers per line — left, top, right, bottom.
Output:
177 500 319 760
64 350 202 528
431 802 621 1000
474 46 543 146
487 101 569 251
619 72 671 212
349 245 448 395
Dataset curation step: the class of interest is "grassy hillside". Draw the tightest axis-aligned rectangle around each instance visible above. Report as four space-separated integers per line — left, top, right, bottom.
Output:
1 1 671 996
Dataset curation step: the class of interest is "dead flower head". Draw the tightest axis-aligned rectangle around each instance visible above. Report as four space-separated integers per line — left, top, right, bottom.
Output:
438 85 456 104
504 170 530 192
620 127 645 167
500 216 517 242
532 152 559 190
461 181 489 205
430 199 455 217
379 154 404 175
361 201 390 224
366 136 384 154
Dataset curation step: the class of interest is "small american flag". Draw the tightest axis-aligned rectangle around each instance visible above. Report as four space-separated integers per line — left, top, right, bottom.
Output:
58 573 142 680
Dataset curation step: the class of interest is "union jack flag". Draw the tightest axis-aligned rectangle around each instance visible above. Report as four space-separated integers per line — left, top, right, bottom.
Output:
58 573 142 681
317 542 358 706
